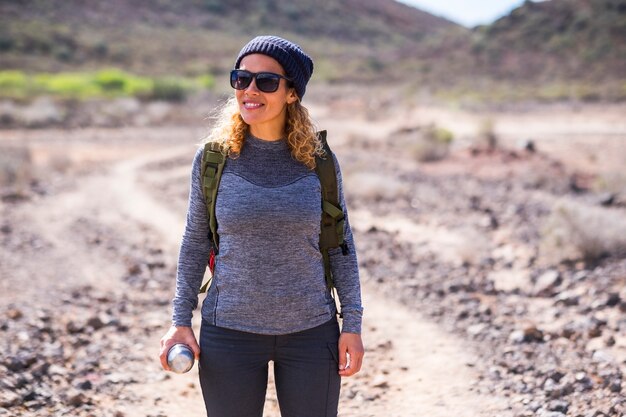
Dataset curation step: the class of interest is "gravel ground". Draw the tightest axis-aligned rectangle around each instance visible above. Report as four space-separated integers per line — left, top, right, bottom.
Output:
1 103 625 416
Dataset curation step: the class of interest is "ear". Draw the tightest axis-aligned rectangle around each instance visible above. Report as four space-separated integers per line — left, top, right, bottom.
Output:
286 88 298 104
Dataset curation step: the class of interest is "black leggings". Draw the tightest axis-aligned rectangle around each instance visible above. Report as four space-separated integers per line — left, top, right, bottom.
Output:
198 317 341 417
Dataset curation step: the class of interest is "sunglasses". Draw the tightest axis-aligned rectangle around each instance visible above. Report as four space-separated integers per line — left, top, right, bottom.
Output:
230 69 292 93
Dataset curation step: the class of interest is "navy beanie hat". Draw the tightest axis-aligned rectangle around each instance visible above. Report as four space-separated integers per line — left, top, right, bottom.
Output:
234 35 314 100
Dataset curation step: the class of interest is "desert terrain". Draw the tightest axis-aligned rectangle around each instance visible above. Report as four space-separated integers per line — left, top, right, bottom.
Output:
1 96 625 417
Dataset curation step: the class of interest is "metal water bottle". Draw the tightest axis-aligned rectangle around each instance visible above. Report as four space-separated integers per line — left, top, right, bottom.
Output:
167 343 195 373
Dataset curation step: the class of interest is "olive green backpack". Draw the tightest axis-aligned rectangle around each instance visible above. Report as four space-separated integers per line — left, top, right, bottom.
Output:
198 130 348 294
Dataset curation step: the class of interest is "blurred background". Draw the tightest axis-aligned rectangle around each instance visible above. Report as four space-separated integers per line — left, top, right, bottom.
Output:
0 1 625 416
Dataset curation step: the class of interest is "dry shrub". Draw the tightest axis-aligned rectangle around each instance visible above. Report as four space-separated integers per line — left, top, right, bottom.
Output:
47 152 72 174
0 145 33 192
18 97 64 128
595 171 626 195
540 199 626 263
474 117 498 151
345 171 409 201
392 124 454 162
451 226 491 266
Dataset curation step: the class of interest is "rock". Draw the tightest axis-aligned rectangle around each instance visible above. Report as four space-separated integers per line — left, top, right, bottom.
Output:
75 379 93 390
66 390 88 407
0 390 22 408
527 400 542 412
7 307 23 320
490 269 531 293
509 326 544 343
519 139 536 153
604 335 616 347
376 340 393 351
597 192 616 207
592 350 613 363
127 262 142 275
548 399 569 413
21 389 37 402
572 270 588 282
534 270 561 297
543 377 573 399
536 409 566 417
371 375 389 389
574 371 594 391
509 329 526 343
548 370 565 382
4 353 37 372
364 393 380 401
467 323 488 337
605 292 620 307
48 364 68 376
608 379 621 393
87 315 105 330
105 372 137 384
554 291 580 306
588 325 603 338
66 320 85 334
30 361 50 378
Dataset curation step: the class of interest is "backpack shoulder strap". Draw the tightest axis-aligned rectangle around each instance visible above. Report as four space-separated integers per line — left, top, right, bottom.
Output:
314 130 347 290
200 141 227 252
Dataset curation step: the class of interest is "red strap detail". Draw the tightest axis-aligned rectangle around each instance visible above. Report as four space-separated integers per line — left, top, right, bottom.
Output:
208 248 216 274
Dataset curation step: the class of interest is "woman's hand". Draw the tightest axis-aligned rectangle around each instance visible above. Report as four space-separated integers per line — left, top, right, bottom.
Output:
159 325 201 371
337 332 364 377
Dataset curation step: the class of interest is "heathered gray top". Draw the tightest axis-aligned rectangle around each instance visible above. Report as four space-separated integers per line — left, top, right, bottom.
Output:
172 133 363 335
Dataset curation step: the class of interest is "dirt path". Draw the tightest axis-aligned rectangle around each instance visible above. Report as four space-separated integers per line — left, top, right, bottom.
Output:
3 103 625 416
99 144 508 416
1 127 510 416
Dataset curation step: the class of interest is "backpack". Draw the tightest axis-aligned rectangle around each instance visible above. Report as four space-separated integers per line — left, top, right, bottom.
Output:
198 130 348 294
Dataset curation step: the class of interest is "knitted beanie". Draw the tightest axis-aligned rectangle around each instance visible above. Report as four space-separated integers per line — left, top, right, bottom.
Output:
234 35 314 100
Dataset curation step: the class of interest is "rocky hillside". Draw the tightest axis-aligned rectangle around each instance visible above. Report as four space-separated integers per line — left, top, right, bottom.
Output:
0 0 624 96
0 0 456 80
468 0 626 83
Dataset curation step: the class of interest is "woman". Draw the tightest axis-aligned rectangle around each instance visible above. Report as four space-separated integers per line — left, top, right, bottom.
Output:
159 35 364 417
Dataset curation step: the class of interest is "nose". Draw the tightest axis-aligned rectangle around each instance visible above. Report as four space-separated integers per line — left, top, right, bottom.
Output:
244 77 260 94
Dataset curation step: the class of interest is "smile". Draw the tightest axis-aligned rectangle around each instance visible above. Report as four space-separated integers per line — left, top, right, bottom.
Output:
243 102 264 109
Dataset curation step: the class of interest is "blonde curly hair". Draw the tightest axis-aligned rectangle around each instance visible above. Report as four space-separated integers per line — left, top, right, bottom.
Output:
204 96 324 169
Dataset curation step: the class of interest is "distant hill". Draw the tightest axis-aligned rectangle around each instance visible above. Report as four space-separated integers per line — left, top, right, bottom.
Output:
0 0 457 80
0 0 624 100
468 0 626 82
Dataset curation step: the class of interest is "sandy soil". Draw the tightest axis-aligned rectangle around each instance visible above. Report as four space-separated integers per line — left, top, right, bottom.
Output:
0 124 509 416
1 101 625 417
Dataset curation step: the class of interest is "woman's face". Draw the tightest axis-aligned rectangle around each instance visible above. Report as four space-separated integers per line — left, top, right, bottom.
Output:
236 54 297 140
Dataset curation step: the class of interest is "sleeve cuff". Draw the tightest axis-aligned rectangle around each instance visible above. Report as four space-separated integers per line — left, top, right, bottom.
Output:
340 308 363 334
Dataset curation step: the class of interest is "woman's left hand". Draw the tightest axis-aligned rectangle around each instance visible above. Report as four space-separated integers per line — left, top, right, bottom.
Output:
338 332 364 377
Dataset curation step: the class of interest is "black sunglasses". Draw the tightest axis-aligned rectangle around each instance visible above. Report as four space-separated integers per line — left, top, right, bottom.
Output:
230 69 292 93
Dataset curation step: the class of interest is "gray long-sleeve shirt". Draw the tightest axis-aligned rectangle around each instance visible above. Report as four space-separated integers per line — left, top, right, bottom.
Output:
172 133 363 334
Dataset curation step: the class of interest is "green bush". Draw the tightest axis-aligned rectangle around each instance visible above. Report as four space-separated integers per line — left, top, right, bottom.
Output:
123 77 154 98
0 70 214 101
428 126 454 144
94 69 128 92
0 71 29 98
151 77 193 102
196 74 215 89
40 73 100 99
93 69 153 97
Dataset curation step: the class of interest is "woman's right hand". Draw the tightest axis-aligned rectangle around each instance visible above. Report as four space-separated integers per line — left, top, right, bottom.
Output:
159 325 201 371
